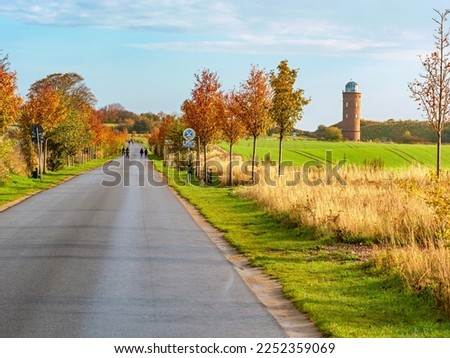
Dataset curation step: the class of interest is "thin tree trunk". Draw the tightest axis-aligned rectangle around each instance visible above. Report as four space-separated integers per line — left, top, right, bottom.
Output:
196 137 201 178
278 133 283 176
43 140 48 174
229 142 233 186
437 131 442 178
203 142 207 182
251 135 257 184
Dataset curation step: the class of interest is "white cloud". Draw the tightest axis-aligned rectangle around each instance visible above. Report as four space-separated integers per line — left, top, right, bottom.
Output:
0 0 238 30
130 17 401 57
130 36 400 57
0 0 423 58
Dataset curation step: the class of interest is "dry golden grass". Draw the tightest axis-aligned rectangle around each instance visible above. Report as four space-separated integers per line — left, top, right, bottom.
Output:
238 164 441 244
232 161 450 316
206 146 253 185
375 241 450 316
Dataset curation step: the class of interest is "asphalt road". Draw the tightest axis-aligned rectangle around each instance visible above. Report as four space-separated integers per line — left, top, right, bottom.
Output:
0 145 286 338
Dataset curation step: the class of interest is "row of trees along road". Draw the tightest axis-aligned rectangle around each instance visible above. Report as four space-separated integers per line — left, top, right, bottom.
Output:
0 54 126 177
174 60 310 185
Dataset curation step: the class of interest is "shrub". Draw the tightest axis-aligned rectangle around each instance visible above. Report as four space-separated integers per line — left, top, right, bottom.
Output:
0 134 28 184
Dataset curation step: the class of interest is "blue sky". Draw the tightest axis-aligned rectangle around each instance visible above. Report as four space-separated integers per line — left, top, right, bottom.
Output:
0 0 449 131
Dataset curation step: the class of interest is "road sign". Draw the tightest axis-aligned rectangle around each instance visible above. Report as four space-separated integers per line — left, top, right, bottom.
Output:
31 124 44 145
183 128 196 141
30 124 44 136
183 140 195 149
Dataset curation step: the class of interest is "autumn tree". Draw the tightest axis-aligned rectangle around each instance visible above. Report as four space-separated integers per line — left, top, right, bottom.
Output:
240 65 274 183
409 9 450 177
99 103 126 123
221 90 247 185
148 128 162 156
181 69 224 180
0 52 25 182
21 82 67 172
158 114 185 166
22 82 67 130
21 73 97 171
31 73 96 109
0 52 22 132
270 60 310 175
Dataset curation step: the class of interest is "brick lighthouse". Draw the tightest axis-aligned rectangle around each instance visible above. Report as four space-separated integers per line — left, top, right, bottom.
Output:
342 80 361 141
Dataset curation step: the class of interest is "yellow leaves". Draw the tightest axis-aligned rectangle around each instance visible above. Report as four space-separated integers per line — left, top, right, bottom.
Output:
222 90 246 146
0 55 22 131
270 59 310 137
22 84 67 130
240 65 273 137
399 171 450 242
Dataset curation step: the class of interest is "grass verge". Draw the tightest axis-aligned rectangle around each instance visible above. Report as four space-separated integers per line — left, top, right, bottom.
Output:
0 157 116 207
152 155 450 337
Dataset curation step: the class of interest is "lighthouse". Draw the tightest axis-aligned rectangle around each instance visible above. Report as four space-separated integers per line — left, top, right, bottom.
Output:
342 81 361 141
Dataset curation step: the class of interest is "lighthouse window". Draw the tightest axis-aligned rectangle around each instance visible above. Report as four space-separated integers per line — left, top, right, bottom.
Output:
346 102 348 108
355 114 358 119
345 114 348 119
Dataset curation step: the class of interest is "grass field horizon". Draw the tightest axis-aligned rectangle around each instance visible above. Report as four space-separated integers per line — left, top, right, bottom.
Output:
220 137 450 169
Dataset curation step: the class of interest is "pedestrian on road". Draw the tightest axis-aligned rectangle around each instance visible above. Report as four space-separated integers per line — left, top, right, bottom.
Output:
144 148 148 157
140 148 144 158
121 147 125 156
125 147 129 158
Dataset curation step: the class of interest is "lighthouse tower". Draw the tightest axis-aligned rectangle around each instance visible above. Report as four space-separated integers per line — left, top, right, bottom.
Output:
342 81 361 141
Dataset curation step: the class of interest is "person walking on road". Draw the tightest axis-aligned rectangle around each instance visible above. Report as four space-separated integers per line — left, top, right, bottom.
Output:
140 148 144 158
125 147 129 158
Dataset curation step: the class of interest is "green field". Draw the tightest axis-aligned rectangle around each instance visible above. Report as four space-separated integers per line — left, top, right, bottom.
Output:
221 138 450 169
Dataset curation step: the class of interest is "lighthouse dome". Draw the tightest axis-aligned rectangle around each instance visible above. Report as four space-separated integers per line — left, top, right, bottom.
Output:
345 81 359 93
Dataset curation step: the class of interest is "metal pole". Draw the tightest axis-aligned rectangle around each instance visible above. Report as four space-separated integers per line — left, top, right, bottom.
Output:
187 146 191 184
36 127 42 179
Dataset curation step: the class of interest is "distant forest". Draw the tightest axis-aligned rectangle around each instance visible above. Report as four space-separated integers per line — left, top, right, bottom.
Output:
99 103 163 134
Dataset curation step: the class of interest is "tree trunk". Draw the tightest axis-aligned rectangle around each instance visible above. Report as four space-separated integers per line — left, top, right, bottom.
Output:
437 130 442 178
203 142 208 182
196 137 201 178
229 142 233 186
251 135 257 184
278 133 283 176
43 140 48 174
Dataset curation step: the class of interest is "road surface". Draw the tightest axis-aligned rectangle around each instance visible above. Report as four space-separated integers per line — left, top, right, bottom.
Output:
0 145 287 337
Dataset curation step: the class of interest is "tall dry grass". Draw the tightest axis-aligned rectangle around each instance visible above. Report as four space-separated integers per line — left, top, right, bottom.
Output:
234 162 450 316
374 241 450 316
238 164 440 244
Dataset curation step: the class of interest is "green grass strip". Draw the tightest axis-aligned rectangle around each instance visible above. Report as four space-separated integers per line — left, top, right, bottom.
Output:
152 155 450 337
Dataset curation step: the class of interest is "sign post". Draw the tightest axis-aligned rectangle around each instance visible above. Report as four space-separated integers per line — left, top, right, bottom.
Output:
31 124 44 180
183 128 196 184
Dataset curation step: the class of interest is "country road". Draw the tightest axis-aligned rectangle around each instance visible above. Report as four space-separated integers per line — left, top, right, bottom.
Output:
0 145 288 338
